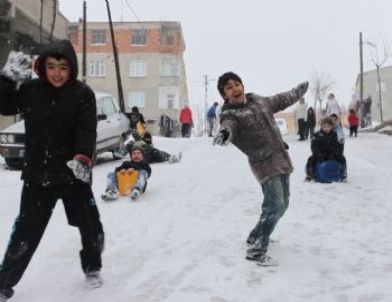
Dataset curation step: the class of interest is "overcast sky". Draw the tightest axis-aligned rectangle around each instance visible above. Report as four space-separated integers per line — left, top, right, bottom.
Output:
59 0 392 111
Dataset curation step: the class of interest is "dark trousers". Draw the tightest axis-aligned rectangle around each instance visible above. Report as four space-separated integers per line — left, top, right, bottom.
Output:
181 123 191 138
146 148 171 163
297 119 307 140
349 125 358 137
0 183 104 292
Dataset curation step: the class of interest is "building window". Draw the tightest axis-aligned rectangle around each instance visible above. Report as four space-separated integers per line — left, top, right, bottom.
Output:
159 86 179 109
130 60 146 77
161 35 174 45
129 91 146 108
160 57 179 77
91 30 106 45
131 29 147 46
89 60 106 77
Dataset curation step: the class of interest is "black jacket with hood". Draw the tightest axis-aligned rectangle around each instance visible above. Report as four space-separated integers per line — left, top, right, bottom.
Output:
0 40 97 186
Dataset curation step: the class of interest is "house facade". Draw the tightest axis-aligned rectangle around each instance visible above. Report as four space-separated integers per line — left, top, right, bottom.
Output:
68 21 189 135
355 66 392 123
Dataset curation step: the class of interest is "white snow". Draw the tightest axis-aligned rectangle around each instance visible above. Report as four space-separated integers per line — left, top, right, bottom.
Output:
1 133 392 302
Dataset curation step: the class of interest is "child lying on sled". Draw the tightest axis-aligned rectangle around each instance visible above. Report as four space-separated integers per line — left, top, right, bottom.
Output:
101 146 152 201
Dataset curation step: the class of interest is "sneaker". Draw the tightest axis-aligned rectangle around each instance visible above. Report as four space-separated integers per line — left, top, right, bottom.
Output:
340 176 347 183
101 187 118 201
130 188 141 200
304 176 312 182
257 255 278 266
0 289 14 302
168 155 178 163
85 271 103 288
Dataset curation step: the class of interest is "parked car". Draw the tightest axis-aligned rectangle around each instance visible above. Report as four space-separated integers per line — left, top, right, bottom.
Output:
275 118 288 135
0 91 131 169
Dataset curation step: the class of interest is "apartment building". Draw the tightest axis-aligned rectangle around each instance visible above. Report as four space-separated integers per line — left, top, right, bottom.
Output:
0 0 68 129
69 21 189 135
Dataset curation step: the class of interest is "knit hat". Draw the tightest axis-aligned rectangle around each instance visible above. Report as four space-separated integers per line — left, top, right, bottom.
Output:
130 145 144 155
217 72 243 98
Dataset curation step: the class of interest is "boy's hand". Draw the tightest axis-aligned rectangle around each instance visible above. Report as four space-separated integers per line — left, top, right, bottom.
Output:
127 168 134 174
213 128 231 146
66 154 92 183
296 81 309 97
119 169 127 175
1 51 32 82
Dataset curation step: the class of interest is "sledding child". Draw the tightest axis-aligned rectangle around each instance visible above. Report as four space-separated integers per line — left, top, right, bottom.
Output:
128 131 181 164
305 117 347 181
101 146 151 201
347 109 359 137
214 71 308 265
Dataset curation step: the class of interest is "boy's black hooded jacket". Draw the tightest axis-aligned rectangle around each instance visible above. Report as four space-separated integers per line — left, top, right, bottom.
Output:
0 40 97 186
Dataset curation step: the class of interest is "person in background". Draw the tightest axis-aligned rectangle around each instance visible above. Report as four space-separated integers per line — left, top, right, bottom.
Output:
129 106 146 140
294 97 308 140
179 104 193 138
325 93 341 118
0 40 105 301
213 71 308 265
347 109 359 137
160 113 173 137
306 107 316 139
206 102 219 137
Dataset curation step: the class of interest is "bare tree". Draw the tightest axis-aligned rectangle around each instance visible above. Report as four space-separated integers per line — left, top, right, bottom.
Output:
365 39 391 123
309 70 335 113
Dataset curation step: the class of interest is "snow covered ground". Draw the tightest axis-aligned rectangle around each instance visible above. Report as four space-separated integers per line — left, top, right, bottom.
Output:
1 132 392 302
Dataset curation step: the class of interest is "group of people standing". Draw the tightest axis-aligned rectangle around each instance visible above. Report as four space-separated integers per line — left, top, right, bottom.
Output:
294 97 316 141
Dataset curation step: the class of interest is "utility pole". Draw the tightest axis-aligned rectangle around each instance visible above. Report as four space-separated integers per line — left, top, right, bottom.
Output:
204 75 215 136
82 0 87 83
359 32 363 114
105 0 125 113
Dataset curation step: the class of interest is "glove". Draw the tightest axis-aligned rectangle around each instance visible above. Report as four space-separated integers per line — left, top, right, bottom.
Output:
296 81 309 97
66 154 92 183
1 51 32 82
213 128 231 146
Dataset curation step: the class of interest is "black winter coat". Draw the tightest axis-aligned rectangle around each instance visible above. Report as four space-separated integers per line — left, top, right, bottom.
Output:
0 40 97 186
311 130 343 160
115 160 151 177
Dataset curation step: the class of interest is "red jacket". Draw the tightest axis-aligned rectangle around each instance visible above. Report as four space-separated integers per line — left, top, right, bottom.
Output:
179 106 193 124
348 113 359 126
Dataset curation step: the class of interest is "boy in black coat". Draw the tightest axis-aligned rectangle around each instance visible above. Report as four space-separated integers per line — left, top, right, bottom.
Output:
305 117 346 181
0 40 104 301
101 146 152 201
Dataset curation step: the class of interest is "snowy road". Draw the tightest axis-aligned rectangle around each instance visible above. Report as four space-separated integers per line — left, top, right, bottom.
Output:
1 133 391 302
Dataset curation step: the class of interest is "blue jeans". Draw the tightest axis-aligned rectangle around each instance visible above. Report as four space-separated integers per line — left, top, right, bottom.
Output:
107 170 148 191
247 174 290 254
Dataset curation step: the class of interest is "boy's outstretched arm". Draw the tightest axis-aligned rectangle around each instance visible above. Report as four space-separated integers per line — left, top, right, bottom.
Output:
266 81 309 113
213 116 237 146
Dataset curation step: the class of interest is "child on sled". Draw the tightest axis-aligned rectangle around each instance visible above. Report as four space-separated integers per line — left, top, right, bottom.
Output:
305 117 347 182
101 146 152 201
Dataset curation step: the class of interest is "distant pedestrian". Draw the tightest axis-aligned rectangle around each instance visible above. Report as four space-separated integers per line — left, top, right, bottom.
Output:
347 109 359 137
160 113 173 137
325 93 341 117
179 104 193 138
294 97 308 140
206 102 219 137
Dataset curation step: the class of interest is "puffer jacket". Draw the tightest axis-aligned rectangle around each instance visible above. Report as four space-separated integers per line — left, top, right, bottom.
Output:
311 130 343 159
220 87 304 183
0 40 97 186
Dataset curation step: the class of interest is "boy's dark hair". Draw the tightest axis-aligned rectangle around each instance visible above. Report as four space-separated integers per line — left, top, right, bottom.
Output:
132 106 139 113
217 72 242 98
321 117 334 127
329 113 338 119
349 109 355 114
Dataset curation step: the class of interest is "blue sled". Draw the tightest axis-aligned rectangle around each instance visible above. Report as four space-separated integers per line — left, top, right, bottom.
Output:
314 160 343 183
